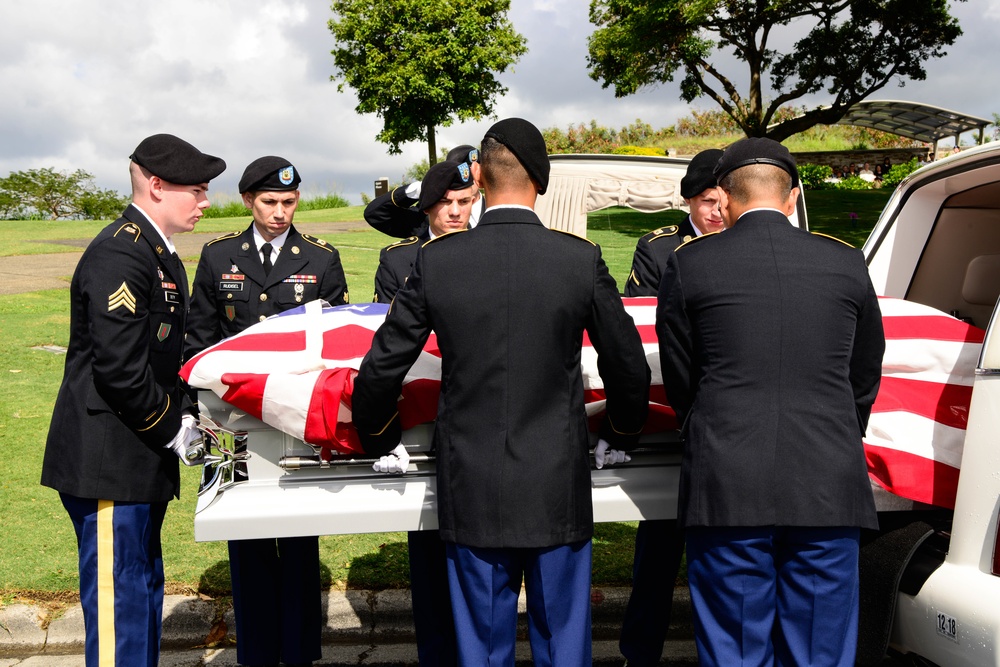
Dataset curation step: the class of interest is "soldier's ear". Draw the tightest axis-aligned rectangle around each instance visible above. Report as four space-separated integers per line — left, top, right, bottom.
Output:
471 161 483 189
241 191 255 210
784 186 800 217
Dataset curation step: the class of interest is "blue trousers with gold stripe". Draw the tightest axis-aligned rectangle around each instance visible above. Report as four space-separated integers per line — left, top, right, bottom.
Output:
61 493 167 667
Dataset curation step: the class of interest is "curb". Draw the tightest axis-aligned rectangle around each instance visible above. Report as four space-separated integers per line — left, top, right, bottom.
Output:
0 586 692 658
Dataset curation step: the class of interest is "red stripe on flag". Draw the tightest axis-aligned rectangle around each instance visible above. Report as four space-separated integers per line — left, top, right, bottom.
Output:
865 443 960 509
321 325 377 361
881 315 985 343
871 376 972 430
399 378 442 429
304 367 364 455
214 331 307 353
424 333 441 358
219 373 268 420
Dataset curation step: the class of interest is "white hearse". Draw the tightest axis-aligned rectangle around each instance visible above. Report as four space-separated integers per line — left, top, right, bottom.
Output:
861 142 1000 667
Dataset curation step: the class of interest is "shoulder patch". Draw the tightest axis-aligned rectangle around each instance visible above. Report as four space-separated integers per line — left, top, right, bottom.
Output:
112 222 141 242
551 228 597 246
811 232 854 248
423 229 468 246
647 226 681 243
302 234 333 252
206 231 243 246
385 235 420 251
676 230 721 251
646 225 679 241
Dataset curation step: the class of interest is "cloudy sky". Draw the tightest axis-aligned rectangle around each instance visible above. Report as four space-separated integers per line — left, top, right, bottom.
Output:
1 0 997 204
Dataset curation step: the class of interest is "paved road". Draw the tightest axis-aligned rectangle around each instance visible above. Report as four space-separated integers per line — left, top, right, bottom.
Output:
0 639 702 666
0 221 369 296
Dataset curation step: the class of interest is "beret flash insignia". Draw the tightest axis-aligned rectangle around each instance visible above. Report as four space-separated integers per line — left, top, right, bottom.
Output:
279 166 295 186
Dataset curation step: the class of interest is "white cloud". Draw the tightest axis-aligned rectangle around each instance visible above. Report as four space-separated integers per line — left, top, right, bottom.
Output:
0 0 994 203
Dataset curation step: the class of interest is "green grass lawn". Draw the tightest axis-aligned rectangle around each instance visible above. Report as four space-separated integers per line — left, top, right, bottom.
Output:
0 192 883 603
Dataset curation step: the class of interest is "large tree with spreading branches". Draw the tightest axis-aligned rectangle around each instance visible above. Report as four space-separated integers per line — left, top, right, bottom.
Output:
587 0 964 141
330 0 527 164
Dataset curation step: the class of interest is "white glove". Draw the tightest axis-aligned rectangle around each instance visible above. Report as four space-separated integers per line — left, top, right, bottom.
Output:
164 414 205 466
404 181 421 199
594 439 631 469
373 443 410 474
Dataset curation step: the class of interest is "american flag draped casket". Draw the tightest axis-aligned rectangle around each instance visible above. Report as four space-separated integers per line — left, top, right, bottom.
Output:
180 296 983 523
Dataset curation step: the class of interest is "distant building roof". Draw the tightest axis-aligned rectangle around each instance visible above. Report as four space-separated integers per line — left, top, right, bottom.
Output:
835 100 992 145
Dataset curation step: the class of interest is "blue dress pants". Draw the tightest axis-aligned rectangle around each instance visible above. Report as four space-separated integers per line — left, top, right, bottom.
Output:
446 539 592 667
61 493 167 667
686 526 861 667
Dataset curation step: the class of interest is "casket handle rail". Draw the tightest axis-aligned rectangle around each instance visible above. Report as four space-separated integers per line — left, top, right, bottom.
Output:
195 416 250 497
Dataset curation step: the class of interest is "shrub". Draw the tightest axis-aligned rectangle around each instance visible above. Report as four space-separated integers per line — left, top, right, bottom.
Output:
612 145 666 156
880 158 920 189
202 200 249 219
835 175 873 191
797 164 833 190
298 194 350 211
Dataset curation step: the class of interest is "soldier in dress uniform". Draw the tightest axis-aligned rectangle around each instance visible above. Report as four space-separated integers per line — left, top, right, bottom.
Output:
184 156 345 667
41 133 225 667
364 144 483 239
372 158 479 304
624 148 725 299
657 138 882 666
353 118 650 666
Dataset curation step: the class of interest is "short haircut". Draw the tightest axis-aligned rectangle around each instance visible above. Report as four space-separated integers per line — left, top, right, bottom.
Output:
480 137 533 194
718 164 792 205
128 161 152 196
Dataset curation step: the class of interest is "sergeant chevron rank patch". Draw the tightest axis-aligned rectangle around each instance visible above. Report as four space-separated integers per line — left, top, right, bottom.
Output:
108 282 137 314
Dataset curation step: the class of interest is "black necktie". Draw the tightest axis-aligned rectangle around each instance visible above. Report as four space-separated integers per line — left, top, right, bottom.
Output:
261 243 273 275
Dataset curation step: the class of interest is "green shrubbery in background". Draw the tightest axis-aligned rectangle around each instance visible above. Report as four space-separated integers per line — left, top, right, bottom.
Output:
201 192 351 219
797 158 921 192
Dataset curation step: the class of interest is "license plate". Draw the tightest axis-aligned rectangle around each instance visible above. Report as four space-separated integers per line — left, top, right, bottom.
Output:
936 611 958 643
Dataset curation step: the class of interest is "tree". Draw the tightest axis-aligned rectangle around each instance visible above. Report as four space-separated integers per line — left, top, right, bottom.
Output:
0 168 126 220
587 0 964 141
329 0 527 164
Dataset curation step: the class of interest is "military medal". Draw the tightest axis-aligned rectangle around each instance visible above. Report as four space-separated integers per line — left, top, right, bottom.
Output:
294 283 304 302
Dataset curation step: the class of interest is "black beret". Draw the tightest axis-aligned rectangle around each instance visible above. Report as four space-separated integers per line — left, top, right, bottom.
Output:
483 118 550 195
238 156 301 194
680 149 724 199
714 137 798 185
446 144 479 166
418 159 476 212
129 133 226 185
